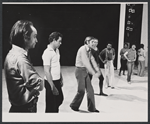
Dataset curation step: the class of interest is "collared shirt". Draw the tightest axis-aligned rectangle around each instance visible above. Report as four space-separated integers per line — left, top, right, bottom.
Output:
4 45 42 106
75 44 99 75
42 44 61 80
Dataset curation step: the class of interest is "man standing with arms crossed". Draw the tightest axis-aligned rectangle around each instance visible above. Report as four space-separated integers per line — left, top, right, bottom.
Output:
70 36 100 113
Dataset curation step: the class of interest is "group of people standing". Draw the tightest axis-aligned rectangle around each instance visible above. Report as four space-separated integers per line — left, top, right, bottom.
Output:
70 36 118 113
119 43 146 84
4 20 64 113
4 20 146 113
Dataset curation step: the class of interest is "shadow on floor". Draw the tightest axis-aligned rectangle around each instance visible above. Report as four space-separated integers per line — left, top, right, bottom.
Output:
107 94 147 102
131 80 148 83
94 93 108 97
117 86 147 91
94 93 100 96
78 109 90 113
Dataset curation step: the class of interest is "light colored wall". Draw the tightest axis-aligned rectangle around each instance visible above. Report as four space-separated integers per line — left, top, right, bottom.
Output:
140 3 148 67
117 4 126 69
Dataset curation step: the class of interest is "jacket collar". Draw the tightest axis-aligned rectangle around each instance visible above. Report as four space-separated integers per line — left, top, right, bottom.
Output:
84 44 90 52
12 44 27 56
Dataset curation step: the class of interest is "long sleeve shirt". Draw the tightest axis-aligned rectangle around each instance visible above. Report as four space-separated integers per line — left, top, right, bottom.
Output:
4 45 43 106
75 44 99 75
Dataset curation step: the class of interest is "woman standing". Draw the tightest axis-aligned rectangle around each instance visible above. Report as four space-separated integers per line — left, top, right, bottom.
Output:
138 44 146 77
119 43 129 76
124 44 136 84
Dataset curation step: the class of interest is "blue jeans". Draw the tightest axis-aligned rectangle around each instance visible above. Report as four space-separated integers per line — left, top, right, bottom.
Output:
138 60 145 76
127 61 134 82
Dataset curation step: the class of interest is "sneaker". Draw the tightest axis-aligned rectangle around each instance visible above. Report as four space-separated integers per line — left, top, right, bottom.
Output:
127 81 131 84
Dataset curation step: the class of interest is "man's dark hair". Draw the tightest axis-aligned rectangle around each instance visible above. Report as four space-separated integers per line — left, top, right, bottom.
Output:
48 32 63 43
107 41 113 46
10 20 34 48
139 44 144 49
124 42 128 46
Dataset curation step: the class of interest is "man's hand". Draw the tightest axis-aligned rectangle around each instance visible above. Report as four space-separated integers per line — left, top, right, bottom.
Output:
128 59 131 62
60 78 63 87
29 89 40 101
60 74 63 87
93 72 101 78
103 60 107 64
51 85 59 95
133 59 136 62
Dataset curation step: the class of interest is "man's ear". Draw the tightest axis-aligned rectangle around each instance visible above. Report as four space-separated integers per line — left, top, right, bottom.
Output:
24 34 30 41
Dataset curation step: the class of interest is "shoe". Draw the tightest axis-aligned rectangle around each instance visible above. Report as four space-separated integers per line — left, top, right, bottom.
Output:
99 93 108 96
70 106 79 111
89 109 99 113
127 80 131 84
118 73 121 76
127 81 131 84
94 109 99 113
111 87 115 89
105 85 111 88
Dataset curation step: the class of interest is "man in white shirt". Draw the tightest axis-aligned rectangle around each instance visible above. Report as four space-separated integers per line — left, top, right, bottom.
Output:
42 32 63 112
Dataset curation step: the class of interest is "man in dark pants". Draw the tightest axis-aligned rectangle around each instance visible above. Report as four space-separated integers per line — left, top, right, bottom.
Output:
70 36 100 113
42 32 64 112
89 37 107 96
119 43 129 76
4 20 43 112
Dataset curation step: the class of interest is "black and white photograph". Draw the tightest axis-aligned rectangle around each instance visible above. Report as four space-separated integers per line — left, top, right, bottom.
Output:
2 2 148 122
